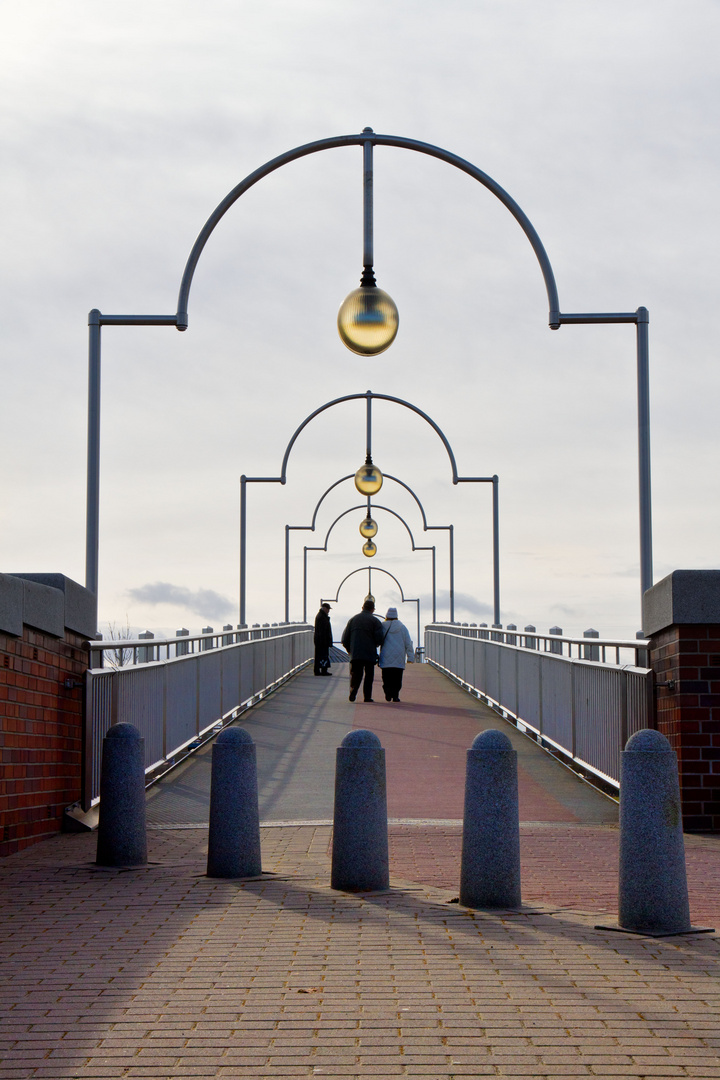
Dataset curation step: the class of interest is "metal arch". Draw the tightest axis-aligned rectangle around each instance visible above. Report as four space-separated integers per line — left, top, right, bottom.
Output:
323 566 413 605
320 505 418 550
302 503 435 622
176 130 560 329
290 471 435 533
284 476 449 625
278 391 460 483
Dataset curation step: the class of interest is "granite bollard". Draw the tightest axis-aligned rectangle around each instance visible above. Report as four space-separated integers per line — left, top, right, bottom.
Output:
459 729 521 909
96 722 147 867
207 728 261 878
331 729 389 892
617 728 691 935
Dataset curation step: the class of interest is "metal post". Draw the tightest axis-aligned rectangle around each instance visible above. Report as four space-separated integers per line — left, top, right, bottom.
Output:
240 476 247 626
284 525 290 623
431 547 437 623
85 310 102 596
636 308 653 599
302 548 308 626
492 475 500 625
449 525 455 623
366 390 372 458
363 131 374 271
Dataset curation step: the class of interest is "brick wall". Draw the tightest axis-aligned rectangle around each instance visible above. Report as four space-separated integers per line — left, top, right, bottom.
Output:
0 573 96 857
644 570 720 834
0 626 88 856
649 623 720 832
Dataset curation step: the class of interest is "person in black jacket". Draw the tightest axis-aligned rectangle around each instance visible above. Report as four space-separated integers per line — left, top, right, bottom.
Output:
314 603 333 676
341 599 384 702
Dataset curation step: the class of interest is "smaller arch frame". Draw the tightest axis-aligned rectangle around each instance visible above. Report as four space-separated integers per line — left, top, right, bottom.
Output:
285 476 452 624
301 502 435 624
321 566 421 651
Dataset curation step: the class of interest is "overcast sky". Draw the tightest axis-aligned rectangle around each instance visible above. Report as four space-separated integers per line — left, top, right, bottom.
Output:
2 0 719 643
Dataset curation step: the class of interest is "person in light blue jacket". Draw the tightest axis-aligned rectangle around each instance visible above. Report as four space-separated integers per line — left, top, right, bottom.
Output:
378 607 414 702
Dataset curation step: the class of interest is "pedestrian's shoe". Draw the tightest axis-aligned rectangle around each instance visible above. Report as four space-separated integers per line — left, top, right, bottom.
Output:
393 697 400 702
364 699 374 703
349 690 357 702
384 694 391 701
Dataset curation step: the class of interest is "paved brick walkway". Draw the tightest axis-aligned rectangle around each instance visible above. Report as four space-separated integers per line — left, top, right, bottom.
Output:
2 664 719 1078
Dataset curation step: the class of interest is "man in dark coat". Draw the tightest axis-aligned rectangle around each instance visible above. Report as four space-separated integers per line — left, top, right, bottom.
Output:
341 599 384 702
313 602 333 675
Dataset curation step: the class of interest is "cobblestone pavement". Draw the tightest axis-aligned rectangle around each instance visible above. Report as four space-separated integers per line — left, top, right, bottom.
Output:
1 825 719 1078
2 665 719 1077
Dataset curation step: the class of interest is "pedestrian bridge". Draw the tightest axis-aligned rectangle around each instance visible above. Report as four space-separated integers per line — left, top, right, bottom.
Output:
81 621 651 828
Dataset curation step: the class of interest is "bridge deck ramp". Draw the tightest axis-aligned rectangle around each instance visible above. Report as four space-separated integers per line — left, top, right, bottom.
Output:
146 662 617 827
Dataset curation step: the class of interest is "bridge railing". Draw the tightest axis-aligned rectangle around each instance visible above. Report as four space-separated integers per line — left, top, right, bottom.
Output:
83 623 312 810
424 623 654 790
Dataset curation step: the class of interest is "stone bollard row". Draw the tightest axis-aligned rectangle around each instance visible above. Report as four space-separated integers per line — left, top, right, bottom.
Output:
95 720 701 936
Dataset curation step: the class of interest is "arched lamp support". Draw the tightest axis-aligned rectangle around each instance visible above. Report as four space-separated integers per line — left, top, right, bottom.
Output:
86 130 651 615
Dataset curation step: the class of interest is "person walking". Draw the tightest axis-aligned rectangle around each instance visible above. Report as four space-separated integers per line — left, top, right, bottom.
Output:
341 599 384 702
313 602 333 676
378 607 414 702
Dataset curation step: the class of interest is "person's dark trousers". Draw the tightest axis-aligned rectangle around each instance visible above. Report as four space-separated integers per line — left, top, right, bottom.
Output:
314 649 330 675
350 659 375 701
381 667 403 701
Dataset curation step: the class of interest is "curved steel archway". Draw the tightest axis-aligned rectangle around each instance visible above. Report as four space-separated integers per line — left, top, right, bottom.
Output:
321 565 421 649
301 503 435 624
241 390 498 625
176 130 560 329
85 127 652 612
285 472 457 623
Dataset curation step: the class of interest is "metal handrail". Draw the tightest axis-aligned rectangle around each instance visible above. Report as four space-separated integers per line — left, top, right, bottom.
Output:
425 624 654 789
90 622 305 666
83 624 313 810
430 623 648 665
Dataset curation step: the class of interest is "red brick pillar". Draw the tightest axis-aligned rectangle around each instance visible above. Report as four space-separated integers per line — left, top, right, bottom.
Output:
0 573 97 856
643 570 720 832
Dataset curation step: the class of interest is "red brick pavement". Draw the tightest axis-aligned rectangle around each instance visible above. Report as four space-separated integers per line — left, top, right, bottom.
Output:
352 665 610 823
1 826 719 1079
387 825 720 924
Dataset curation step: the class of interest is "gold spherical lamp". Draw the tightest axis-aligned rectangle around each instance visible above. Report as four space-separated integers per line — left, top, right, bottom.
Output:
354 457 383 496
359 515 378 539
362 539 377 558
337 283 398 356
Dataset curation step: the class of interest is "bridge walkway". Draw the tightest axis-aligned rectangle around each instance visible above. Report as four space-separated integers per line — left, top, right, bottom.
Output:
2 664 720 1077
145 661 617 829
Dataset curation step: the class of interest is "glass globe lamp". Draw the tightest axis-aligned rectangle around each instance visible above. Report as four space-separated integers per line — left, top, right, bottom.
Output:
359 515 378 539
338 286 399 356
354 458 383 496
362 539 377 558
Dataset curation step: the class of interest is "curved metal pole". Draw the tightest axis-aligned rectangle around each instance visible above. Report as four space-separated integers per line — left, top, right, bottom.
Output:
302 501 435 626
321 566 421 651
287 476 452 621
320 504 423 550
279 391 461 483
176 130 560 329
323 565 414 604
86 130 652 617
